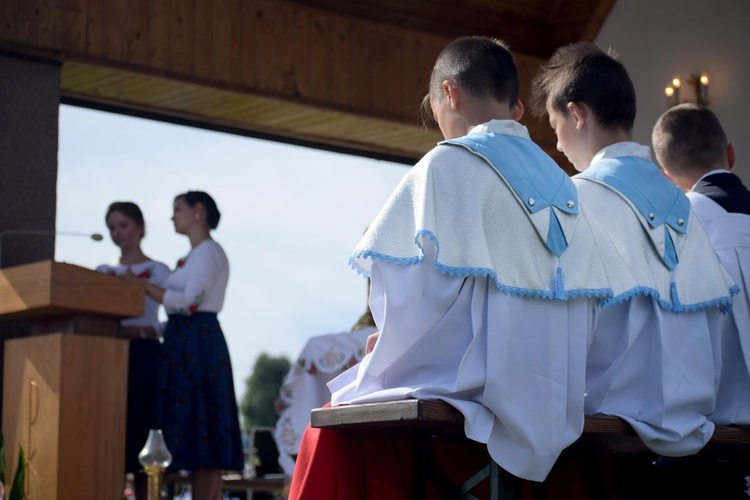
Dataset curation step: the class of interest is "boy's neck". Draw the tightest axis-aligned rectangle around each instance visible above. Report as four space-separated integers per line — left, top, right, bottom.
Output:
463 99 516 133
585 127 633 164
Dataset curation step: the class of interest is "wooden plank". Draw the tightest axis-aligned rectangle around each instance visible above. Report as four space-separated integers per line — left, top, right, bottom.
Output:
16 0 41 47
165 474 286 491
384 30 405 116
287 8 310 100
255 3 291 93
192 0 213 79
3 334 62 500
327 14 352 107
210 0 230 82
101 0 126 60
148 0 171 68
84 0 103 57
125 0 150 66
0 261 144 319
60 0 87 52
239 0 259 88
578 0 615 41
37 0 61 48
307 12 333 104
401 36 429 124
57 334 128 499
347 24 371 113
311 399 464 433
0 0 17 42
226 0 244 85
312 399 750 457
170 0 194 74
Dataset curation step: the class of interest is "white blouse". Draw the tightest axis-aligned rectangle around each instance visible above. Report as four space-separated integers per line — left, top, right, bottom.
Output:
96 259 170 329
163 239 229 315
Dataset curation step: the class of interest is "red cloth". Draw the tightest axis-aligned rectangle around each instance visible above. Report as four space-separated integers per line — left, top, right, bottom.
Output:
289 404 616 500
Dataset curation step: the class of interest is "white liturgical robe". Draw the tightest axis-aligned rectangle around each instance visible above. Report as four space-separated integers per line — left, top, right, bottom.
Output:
330 120 639 482
574 143 737 458
688 191 750 425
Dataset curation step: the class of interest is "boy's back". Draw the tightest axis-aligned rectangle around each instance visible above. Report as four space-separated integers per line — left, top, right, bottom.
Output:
530 42 736 458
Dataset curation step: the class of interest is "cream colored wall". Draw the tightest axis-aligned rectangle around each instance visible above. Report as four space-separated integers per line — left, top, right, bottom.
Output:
595 0 750 184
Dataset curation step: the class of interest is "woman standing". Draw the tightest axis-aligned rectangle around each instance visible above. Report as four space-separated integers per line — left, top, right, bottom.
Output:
96 201 170 499
128 191 243 499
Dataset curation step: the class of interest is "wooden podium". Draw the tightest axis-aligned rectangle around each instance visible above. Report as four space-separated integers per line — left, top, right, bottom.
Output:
0 261 144 499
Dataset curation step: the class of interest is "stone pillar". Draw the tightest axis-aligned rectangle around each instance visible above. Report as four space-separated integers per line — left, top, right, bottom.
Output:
0 53 60 268
0 53 61 427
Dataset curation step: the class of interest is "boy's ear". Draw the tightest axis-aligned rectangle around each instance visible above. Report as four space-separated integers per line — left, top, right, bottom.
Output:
727 142 736 171
512 100 525 121
566 102 588 130
442 80 460 110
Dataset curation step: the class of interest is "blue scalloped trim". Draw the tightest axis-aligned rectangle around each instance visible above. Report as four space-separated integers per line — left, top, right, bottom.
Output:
349 229 613 301
601 284 739 314
349 230 739 313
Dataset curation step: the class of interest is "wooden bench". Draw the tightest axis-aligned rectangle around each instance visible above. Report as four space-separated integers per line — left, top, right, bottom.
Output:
164 473 286 500
311 399 750 498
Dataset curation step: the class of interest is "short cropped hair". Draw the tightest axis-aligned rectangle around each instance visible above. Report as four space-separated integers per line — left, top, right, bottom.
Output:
106 201 145 238
177 191 221 230
530 43 636 131
652 104 728 176
428 36 519 108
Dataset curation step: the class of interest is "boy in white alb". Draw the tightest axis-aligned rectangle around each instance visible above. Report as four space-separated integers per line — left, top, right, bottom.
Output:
531 43 737 497
291 37 646 499
652 103 750 497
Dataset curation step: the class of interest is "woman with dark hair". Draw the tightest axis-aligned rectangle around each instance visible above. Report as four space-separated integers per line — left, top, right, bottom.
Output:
96 201 170 499
126 191 243 499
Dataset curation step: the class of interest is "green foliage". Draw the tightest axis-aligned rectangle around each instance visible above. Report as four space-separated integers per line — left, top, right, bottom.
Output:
240 352 291 431
0 433 5 483
8 447 24 500
0 434 25 500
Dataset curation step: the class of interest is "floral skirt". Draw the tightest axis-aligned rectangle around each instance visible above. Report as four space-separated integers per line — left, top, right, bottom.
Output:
157 313 244 471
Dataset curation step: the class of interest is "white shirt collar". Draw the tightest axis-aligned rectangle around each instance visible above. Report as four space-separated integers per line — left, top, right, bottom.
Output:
691 168 732 191
591 142 652 164
469 120 530 140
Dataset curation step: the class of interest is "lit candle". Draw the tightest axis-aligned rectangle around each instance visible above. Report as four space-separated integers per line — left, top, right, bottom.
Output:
671 77 681 104
699 73 709 105
665 86 676 108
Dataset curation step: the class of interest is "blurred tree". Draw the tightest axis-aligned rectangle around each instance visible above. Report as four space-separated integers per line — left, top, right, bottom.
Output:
240 353 291 431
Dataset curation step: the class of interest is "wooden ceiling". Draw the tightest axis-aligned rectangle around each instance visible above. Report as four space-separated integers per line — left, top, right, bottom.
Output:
287 0 615 59
0 0 615 168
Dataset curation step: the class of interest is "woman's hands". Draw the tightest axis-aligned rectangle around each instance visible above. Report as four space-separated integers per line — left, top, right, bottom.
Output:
119 268 139 282
119 269 166 303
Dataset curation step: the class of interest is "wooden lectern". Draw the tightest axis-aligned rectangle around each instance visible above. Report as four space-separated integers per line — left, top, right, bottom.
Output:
0 260 145 499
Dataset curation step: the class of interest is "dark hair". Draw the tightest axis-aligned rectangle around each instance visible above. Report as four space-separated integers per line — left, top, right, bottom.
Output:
176 191 221 230
423 36 519 122
652 103 728 176
106 201 145 238
530 43 636 131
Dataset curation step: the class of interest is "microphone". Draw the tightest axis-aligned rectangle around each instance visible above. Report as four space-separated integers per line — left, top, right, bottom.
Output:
0 229 104 267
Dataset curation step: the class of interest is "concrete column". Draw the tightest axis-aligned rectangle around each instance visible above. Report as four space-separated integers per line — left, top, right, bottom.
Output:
0 53 60 428
0 53 60 268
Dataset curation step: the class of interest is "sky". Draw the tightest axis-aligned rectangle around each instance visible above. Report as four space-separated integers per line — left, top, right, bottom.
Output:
54 104 410 401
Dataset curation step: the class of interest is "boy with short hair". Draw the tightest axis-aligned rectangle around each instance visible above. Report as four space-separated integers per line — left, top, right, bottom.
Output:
653 103 750 426
530 43 736 460
649 102 750 498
